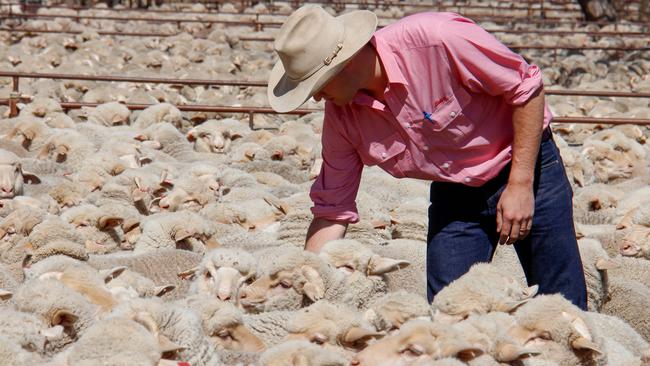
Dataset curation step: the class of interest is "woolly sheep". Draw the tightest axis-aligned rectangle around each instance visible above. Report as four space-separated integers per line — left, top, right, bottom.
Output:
105 268 175 301
110 298 221 366
59 204 124 254
351 319 482 366
11 278 101 354
0 149 41 198
36 129 96 171
610 256 650 289
187 248 258 301
134 211 216 254
586 312 650 363
602 277 650 342
242 247 388 312
431 263 538 323
619 226 650 259
20 217 88 266
577 238 619 312
284 300 382 353
259 340 347 366
157 174 218 212
244 310 294 348
180 296 265 352
364 290 431 332
133 103 183 129
87 101 131 127
513 294 607 366
370 239 427 299
318 239 409 277
186 118 251 154
573 183 623 225
0 307 65 358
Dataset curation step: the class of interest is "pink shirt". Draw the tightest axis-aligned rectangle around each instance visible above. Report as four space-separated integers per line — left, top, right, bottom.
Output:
310 12 553 223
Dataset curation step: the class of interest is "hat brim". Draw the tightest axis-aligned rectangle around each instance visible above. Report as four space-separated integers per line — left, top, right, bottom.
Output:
267 10 378 113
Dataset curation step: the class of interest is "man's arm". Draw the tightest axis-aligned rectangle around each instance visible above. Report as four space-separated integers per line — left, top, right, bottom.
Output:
496 88 545 245
304 217 348 253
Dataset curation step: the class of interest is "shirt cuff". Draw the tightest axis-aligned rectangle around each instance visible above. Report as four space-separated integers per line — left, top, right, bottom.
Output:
310 203 360 224
503 64 544 105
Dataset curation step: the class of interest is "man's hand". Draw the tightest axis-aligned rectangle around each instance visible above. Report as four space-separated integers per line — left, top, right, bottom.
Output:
496 182 535 245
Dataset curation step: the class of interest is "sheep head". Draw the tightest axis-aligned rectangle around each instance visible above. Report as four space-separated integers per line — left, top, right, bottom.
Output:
186 248 257 302
319 239 410 276
351 319 483 366
619 226 650 258
0 150 40 198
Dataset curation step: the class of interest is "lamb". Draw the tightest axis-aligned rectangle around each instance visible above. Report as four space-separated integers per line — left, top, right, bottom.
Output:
87 101 131 126
157 174 218 212
364 290 432 332
20 217 89 267
351 319 482 366
284 300 383 353
0 149 41 198
389 197 429 242
133 103 184 129
431 263 538 323
259 340 348 366
110 298 221 366
136 122 224 162
134 211 217 254
580 139 638 183
572 183 623 225
186 118 251 154
207 194 288 231
18 97 62 118
185 248 257 301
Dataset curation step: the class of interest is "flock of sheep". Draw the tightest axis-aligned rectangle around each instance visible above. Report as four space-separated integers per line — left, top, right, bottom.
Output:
0 1 649 365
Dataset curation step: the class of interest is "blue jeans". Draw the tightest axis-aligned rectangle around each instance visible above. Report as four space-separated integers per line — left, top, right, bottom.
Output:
426 135 588 310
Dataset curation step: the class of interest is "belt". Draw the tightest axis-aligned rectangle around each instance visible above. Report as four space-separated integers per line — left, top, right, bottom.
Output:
541 126 552 142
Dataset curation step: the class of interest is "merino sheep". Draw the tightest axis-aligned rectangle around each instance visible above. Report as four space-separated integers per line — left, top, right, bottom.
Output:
431 263 538 322
186 118 251 154
259 340 348 366
187 248 258 301
133 103 183 129
0 149 41 198
364 290 432 332
133 211 217 254
87 101 131 126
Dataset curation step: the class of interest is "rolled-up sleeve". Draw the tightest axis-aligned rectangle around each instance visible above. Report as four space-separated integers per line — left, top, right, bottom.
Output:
309 105 363 223
437 15 544 105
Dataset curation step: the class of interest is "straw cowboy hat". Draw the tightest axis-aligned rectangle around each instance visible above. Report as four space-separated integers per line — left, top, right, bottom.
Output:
268 5 378 113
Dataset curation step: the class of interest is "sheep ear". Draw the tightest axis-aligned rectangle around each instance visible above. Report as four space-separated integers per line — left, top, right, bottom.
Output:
51 309 78 328
596 258 619 271
174 228 192 242
177 267 198 280
494 299 531 313
111 115 125 124
342 327 383 344
154 285 175 297
571 337 602 354
132 188 147 202
40 325 64 339
98 215 123 230
122 218 140 232
186 129 197 142
102 266 128 283
442 341 484 361
21 170 41 184
158 333 186 354
55 144 69 157
300 265 325 302
0 289 12 300
367 256 410 276
523 285 539 298
496 343 541 362
204 237 221 250
37 143 52 159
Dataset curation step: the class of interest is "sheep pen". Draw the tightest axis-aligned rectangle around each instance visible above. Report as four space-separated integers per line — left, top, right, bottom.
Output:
0 1 650 365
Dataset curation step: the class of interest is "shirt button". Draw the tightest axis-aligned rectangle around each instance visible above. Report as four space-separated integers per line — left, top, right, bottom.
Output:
405 123 411 129
381 152 387 158
464 177 471 183
441 162 450 169
450 111 457 118
422 146 429 151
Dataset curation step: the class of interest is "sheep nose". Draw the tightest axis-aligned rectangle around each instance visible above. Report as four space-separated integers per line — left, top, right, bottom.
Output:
1 186 13 193
350 358 361 366
217 291 231 301
239 291 247 299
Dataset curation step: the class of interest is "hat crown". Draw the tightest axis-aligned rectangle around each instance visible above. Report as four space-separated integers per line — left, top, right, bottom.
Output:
274 5 345 81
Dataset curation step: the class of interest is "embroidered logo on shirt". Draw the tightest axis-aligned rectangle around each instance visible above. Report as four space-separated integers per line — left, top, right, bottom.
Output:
423 111 434 123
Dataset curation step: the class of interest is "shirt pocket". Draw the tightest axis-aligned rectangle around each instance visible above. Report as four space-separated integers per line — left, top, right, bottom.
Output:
361 132 407 176
418 95 468 145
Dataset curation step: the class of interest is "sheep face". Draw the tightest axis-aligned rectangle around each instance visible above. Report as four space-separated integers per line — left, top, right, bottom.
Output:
186 125 243 154
7 119 46 150
351 320 481 366
239 265 324 313
211 324 266 353
0 159 40 198
619 226 650 258
191 264 255 302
